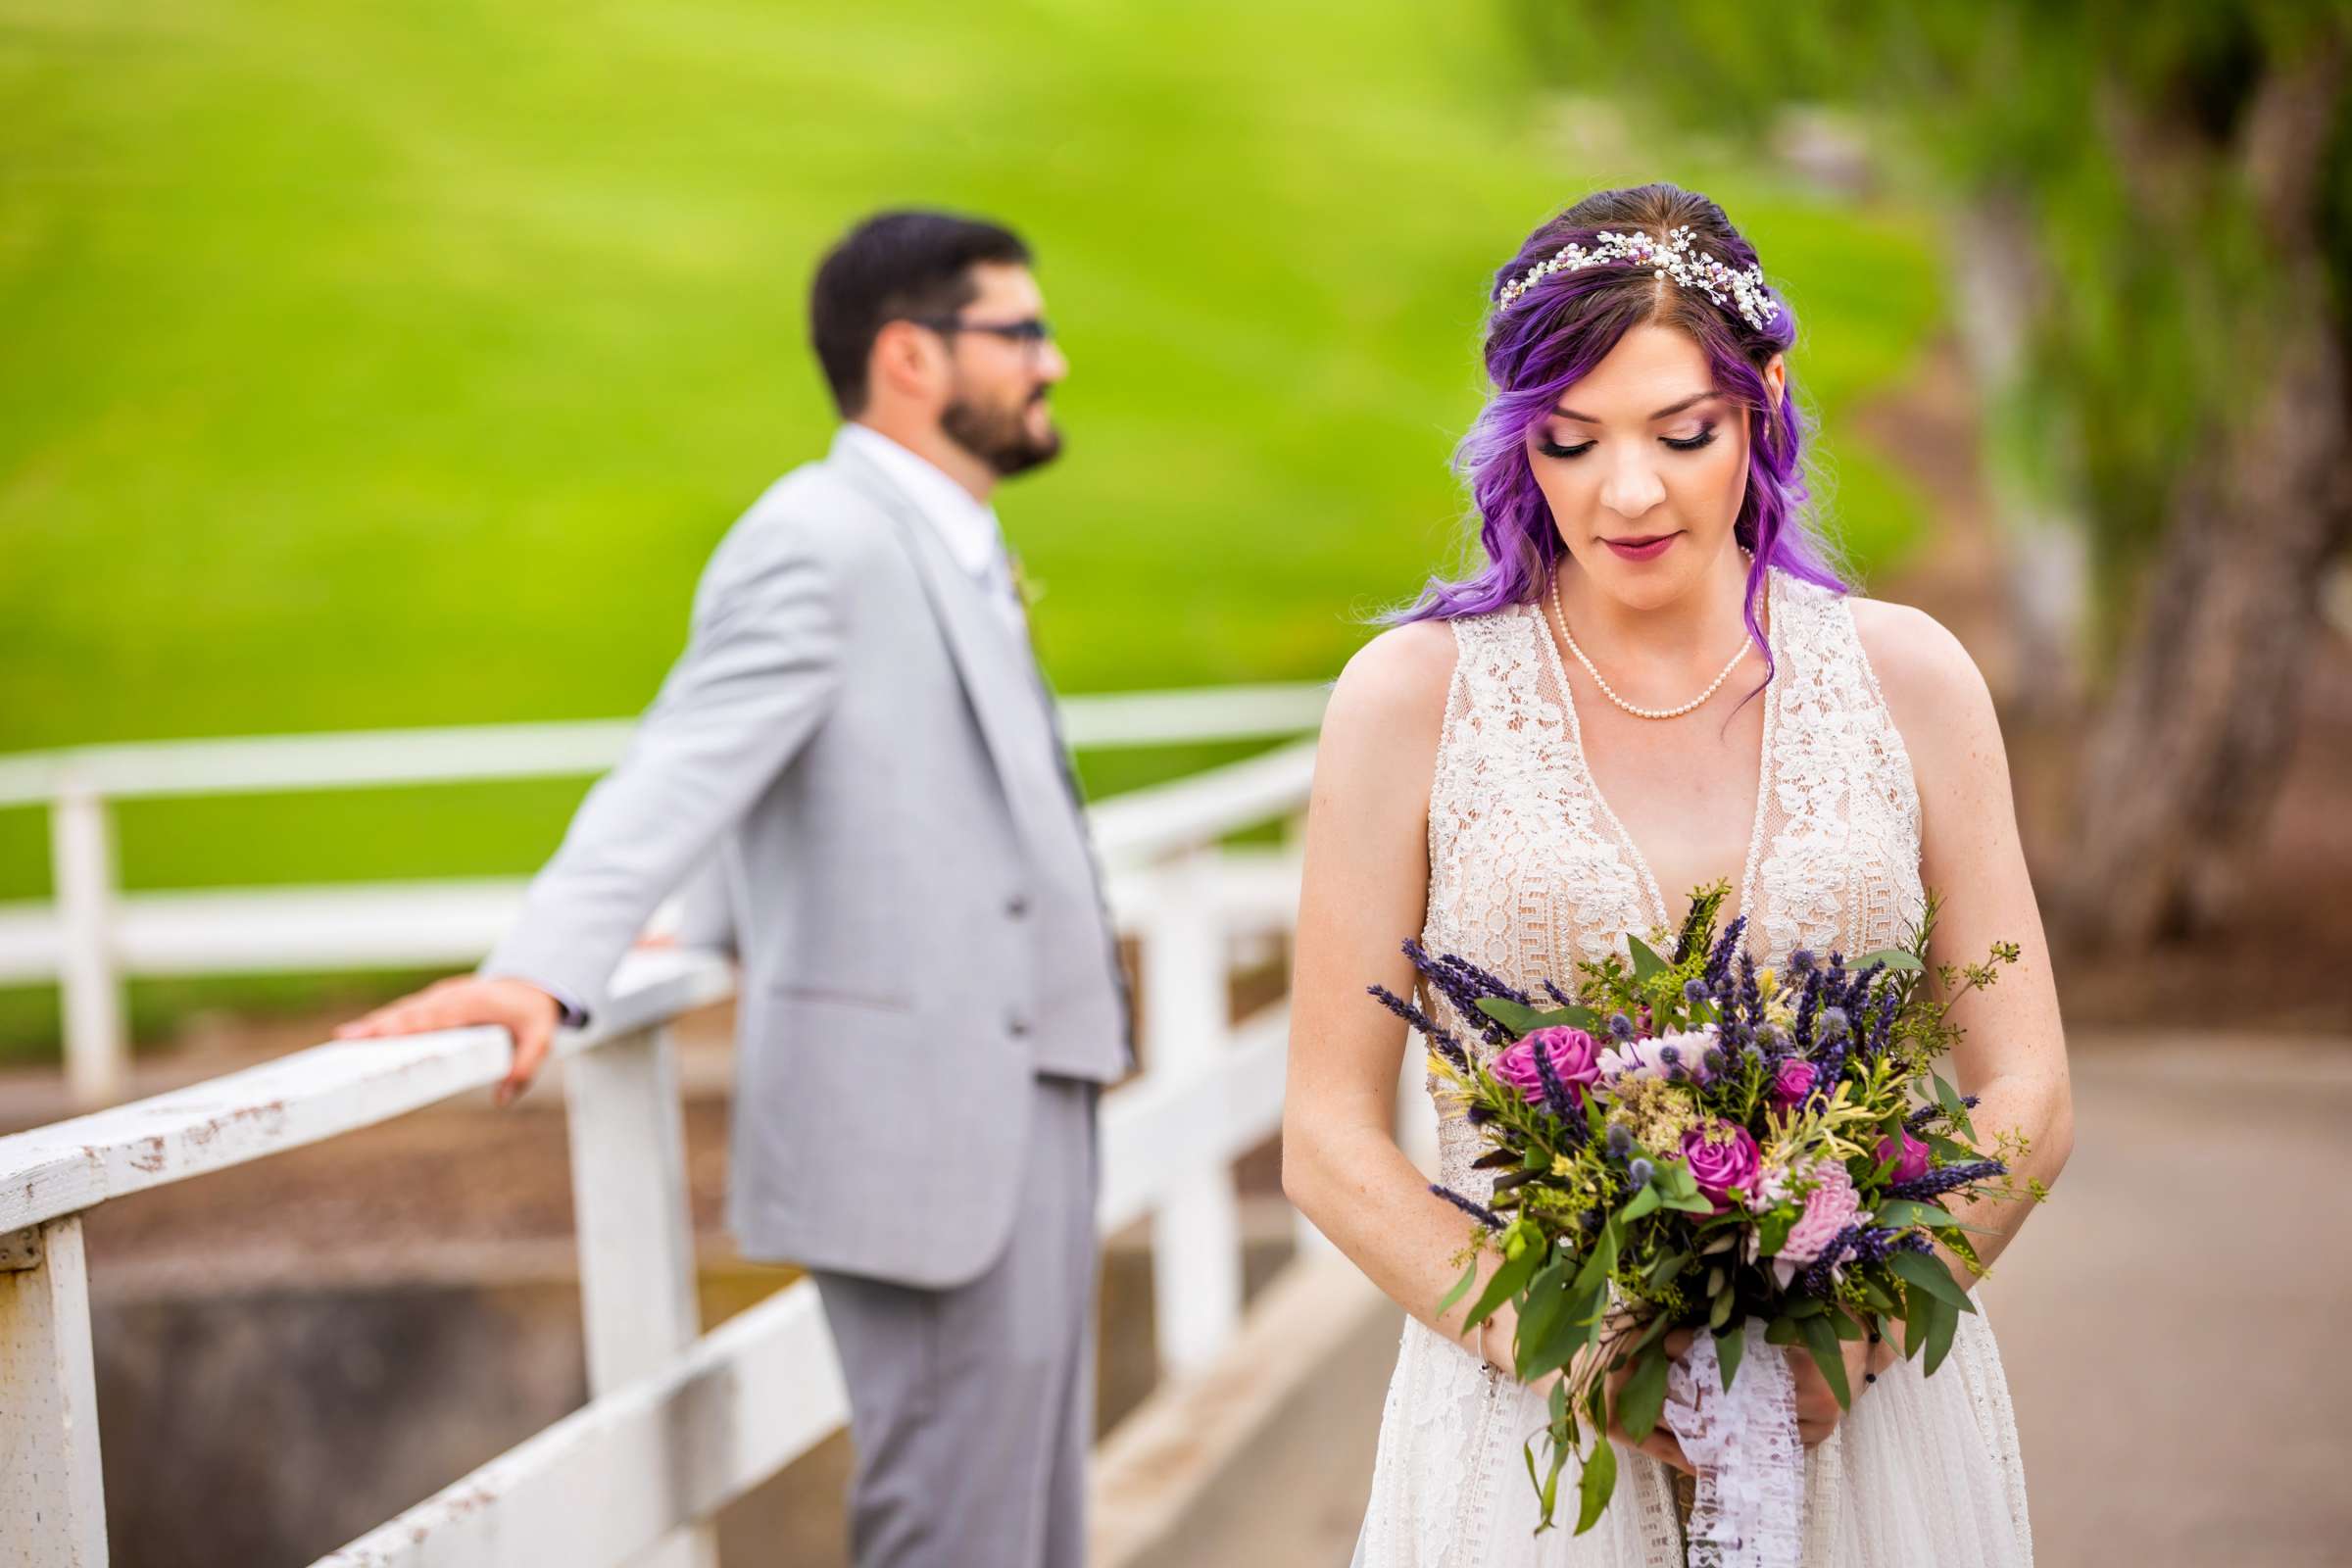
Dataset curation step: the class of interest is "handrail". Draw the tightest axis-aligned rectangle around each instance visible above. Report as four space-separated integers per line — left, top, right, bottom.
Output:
0 947 733 1236
0 683 1331 808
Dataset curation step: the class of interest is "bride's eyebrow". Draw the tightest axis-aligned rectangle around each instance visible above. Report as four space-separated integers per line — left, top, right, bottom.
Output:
1550 391 1719 423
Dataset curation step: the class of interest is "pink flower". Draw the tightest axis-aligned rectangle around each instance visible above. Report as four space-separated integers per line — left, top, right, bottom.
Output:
1490 1026 1602 1108
1679 1120 1761 1214
1769 1058 1817 1107
1775 1160 1861 1286
1875 1129 1932 1185
1601 1026 1717 1084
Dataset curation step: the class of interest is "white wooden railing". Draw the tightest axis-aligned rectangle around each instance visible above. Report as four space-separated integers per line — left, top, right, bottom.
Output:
0 690 1331 1567
0 683 1331 1107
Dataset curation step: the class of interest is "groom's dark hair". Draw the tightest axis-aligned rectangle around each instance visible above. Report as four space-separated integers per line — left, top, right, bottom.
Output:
809 210 1033 416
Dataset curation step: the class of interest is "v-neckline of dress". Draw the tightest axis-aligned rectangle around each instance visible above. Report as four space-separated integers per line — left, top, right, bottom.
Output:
1529 566 1782 945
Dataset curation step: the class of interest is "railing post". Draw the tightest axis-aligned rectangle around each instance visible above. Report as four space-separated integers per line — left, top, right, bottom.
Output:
564 1024 717 1568
52 771 127 1108
1144 845 1244 1378
0 1216 109 1566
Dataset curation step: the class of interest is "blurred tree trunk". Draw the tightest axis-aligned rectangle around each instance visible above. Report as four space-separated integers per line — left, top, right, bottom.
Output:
2059 45 2352 945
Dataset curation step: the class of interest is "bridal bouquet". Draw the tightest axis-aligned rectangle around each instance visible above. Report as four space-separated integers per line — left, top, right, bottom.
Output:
1374 885 2043 1553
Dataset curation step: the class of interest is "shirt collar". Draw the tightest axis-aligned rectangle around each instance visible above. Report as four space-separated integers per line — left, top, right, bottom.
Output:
834 423 1004 581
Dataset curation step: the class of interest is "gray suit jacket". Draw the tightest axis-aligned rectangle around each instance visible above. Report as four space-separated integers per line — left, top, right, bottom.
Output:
483 434 1132 1288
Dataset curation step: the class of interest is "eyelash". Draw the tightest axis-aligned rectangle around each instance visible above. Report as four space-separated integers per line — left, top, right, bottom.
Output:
1538 423 1719 461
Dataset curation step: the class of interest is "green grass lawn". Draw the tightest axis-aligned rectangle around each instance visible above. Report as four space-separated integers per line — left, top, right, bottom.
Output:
0 0 1948 1056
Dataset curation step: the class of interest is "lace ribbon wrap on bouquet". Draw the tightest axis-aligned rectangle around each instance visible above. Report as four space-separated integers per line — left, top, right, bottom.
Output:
1660 1318 1803 1568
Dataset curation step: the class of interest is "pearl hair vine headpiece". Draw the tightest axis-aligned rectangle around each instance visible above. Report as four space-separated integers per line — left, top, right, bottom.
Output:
1496 224 1782 332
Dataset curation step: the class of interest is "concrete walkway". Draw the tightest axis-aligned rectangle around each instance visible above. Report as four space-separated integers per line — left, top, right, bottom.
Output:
1149 1036 2352 1568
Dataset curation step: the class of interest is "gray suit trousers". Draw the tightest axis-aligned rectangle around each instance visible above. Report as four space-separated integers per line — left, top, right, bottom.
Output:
810 1074 1100 1568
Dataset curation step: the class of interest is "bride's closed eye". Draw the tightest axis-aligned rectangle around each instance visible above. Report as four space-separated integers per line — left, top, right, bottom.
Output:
1536 422 1720 461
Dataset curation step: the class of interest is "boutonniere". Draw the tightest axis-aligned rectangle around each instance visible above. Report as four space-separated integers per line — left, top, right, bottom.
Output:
1009 551 1047 615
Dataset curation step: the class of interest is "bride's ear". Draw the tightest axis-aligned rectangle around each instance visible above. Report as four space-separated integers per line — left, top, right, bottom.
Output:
1753 353 1789 443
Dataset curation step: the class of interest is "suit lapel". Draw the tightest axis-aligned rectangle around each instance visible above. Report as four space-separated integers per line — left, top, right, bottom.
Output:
830 443 1068 838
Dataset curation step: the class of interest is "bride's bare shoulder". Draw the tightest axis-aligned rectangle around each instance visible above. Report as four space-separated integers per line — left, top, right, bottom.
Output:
1843 594 1994 780
1319 618 1460 758
1843 593 1999 752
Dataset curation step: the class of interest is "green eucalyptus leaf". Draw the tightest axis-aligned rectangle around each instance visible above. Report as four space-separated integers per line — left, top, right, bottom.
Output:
1889 1250 1977 1314
1798 1313 1852 1410
1627 936 1671 982
1477 998 1600 1037
1620 1185 1662 1223
1872 1200 1962 1230
1571 1218 1620 1297
1764 1314 1803 1348
1715 1320 1747 1391
1902 1276 1936 1361
1924 1292 1961 1376
1932 1071 1978 1140
1465 1246 1542 1331
1618 1340 1671 1440
1437 1258 1479 1317
1575 1429 1619 1536
1852 948 1924 972
1511 1260 1575 1380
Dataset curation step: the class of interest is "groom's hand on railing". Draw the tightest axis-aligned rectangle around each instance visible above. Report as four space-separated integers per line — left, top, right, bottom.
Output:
334 976 564 1107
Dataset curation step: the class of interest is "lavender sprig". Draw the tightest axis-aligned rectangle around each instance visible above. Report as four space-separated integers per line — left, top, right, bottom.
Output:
1367 985 1470 1072
1903 1093 1979 1133
1401 939 1528 1046
1703 914 1748 986
1884 1159 2006 1202
1793 1223 1866 1298
1432 1184 1503 1229
1531 1032 1579 1121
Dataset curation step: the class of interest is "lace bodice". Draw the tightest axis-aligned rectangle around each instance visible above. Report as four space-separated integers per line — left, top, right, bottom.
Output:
1422 568 1927 1200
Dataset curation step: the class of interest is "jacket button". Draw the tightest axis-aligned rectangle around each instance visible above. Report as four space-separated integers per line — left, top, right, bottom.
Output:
1007 1013 1031 1039
1006 894 1030 918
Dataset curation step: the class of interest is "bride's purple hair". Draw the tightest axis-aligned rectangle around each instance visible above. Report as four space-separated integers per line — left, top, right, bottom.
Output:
1395 184 1848 668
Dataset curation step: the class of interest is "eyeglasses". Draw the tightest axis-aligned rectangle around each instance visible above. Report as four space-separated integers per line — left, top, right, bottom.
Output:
907 315 1055 352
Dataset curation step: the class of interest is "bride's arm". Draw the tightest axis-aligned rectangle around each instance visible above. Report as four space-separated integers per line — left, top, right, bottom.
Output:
1855 599 2077 1284
1282 623 1697 1472
1280 622 1502 1350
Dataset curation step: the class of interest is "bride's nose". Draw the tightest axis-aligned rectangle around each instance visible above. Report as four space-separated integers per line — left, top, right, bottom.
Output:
1598 450 1667 519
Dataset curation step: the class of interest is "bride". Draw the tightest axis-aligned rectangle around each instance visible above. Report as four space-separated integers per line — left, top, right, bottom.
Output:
1281 183 2073 1566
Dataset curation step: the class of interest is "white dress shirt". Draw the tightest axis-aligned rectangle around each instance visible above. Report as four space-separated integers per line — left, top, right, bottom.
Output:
835 423 1029 641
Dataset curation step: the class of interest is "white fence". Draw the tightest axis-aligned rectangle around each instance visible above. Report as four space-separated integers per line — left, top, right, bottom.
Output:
0 689 1332 1566
0 683 1332 1106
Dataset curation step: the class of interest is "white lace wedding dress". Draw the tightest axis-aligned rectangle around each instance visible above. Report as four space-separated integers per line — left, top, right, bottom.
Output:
1350 569 2034 1567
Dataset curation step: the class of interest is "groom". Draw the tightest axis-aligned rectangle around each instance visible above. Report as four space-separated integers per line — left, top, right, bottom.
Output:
337 210 1132 1567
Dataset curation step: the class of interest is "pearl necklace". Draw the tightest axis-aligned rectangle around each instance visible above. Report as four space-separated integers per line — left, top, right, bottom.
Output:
1547 569 1754 721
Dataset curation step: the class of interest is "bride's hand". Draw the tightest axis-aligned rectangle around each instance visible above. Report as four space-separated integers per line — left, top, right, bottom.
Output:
1607 1328 1696 1475
1788 1328 1900 1446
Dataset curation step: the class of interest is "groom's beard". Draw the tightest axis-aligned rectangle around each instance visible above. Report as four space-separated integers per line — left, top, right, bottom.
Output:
941 387 1061 478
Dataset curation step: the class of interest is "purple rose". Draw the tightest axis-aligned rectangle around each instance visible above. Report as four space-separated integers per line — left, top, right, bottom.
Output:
1679 1120 1762 1214
1875 1129 1932 1185
1490 1026 1602 1108
1769 1058 1817 1108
